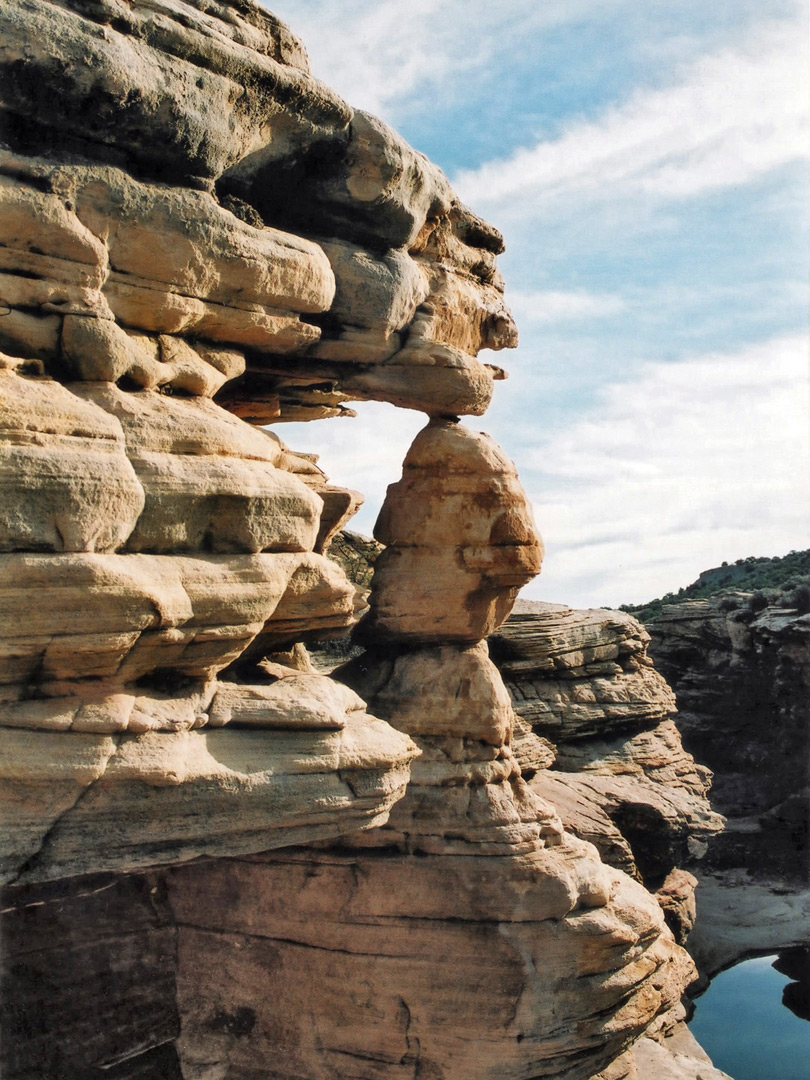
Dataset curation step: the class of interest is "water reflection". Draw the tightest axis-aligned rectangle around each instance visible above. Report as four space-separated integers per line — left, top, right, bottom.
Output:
773 946 810 1022
689 951 810 1080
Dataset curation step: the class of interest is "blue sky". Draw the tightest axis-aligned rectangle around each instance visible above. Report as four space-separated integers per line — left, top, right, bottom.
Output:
265 0 809 607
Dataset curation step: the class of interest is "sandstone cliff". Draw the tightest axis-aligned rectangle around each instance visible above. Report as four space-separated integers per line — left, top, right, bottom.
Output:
489 601 724 945
643 596 810 991
1 3 712 1078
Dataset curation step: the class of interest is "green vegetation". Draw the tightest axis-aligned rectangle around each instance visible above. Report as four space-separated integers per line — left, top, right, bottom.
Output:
620 549 810 623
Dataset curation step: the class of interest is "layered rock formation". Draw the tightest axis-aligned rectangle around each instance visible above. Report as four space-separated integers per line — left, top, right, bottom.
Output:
647 597 809 879
166 421 694 1080
0 2 713 1078
490 601 724 944
644 597 810 996
0 0 514 884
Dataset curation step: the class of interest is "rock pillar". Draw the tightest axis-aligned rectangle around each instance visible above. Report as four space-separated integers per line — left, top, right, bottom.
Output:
168 419 694 1080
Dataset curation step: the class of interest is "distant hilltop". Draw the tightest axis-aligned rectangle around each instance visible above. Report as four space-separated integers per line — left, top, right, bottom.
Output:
621 548 810 623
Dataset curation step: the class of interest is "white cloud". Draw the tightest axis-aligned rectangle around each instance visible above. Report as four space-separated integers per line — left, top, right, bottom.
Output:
265 0 628 118
507 289 626 324
519 334 810 607
455 17 809 211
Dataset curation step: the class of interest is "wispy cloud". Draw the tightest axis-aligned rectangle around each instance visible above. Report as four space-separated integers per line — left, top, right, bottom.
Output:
260 2 809 613
266 0 629 118
521 334 810 607
455 17 809 211
507 290 627 325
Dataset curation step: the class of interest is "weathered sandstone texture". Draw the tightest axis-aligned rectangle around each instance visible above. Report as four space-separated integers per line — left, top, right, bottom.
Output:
489 602 724 943
646 598 809 880
0 0 525 883
166 424 695 1080
1 2 711 1078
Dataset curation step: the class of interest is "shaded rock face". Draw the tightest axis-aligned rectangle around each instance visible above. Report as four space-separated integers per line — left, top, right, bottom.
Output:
0 3 706 1079
489 601 724 943
646 598 810 880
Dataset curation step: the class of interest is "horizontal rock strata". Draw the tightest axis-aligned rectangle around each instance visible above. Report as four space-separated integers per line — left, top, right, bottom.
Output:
647 597 809 880
1 0 515 422
0 2 717 1078
165 424 697 1080
490 601 723 942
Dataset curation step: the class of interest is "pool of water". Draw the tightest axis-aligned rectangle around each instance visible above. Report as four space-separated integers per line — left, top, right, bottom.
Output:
689 953 810 1080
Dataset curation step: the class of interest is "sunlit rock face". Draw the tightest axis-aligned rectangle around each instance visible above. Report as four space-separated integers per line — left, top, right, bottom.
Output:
490 601 724 943
0 0 515 423
1 2 701 1078
168 427 694 1080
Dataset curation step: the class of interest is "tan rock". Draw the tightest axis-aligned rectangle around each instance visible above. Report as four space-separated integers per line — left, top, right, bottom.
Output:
0 308 61 361
655 868 699 943
0 0 349 184
168 844 694 1080
511 713 558 774
341 641 515 746
538 721 723 882
362 419 542 643
409 260 518 356
491 601 675 738
0 172 107 273
0 704 418 885
316 238 429 337
123 453 323 555
490 601 723 950
0 551 355 700
0 5 709 1079
0 360 144 552
225 109 453 251
61 318 246 396
630 1027 733 1080
340 341 502 416
532 770 638 878
71 383 286 461
208 673 367 730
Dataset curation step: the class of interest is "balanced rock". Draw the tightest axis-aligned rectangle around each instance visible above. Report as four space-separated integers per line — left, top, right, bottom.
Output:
163 418 700 1079
361 418 543 643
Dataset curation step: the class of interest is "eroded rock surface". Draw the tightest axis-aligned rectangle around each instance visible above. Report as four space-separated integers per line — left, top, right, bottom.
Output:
0 2 713 1078
164 426 697 1080
0 351 418 883
647 597 809 880
490 601 723 942
2 0 526 884
1 0 515 422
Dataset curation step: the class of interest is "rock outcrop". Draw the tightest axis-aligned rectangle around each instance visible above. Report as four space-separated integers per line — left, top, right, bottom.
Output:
489 601 724 944
643 597 810 1003
0 2 711 1078
646 597 809 880
166 421 694 1080
0 0 517 884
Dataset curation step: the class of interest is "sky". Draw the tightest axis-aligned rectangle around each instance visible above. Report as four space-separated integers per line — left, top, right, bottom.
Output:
265 0 810 608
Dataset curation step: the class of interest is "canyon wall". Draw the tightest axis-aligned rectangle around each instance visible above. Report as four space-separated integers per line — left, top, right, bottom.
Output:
489 601 724 945
644 597 810 984
0 3 720 1078
647 597 809 879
